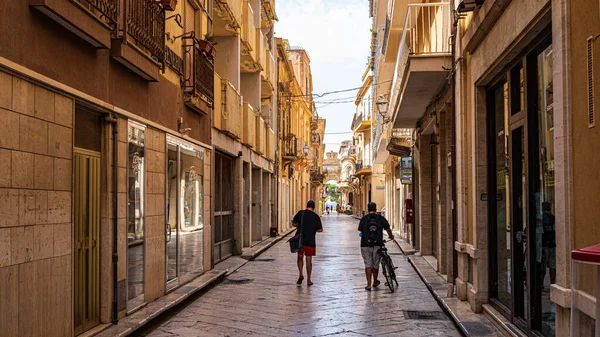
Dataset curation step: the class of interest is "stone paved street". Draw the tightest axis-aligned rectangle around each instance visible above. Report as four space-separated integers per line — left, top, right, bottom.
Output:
144 214 461 337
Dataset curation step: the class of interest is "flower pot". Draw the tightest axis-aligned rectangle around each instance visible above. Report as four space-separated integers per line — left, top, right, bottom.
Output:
197 39 213 55
160 0 178 11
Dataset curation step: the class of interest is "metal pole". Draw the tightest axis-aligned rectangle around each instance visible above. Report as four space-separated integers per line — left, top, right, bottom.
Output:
450 0 459 294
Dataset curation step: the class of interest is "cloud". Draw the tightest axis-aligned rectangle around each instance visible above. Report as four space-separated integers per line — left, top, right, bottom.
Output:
275 0 372 154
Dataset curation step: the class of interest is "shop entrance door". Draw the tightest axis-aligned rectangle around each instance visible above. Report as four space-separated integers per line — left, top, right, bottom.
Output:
510 124 528 328
165 136 205 288
73 107 102 335
73 149 101 335
488 33 555 336
488 68 530 331
214 153 235 262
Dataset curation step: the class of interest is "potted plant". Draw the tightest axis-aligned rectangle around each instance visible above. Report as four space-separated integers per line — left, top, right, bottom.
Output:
160 0 178 11
205 36 217 58
197 39 213 54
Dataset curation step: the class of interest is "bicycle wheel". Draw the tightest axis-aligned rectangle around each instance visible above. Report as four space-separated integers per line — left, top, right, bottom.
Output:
379 257 392 291
388 260 399 287
382 257 395 292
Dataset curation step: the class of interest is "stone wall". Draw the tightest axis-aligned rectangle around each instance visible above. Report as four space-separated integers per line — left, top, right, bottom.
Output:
0 70 73 337
145 128 166 303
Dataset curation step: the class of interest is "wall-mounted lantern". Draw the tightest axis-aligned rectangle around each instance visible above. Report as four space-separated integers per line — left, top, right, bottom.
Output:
376 95 390 124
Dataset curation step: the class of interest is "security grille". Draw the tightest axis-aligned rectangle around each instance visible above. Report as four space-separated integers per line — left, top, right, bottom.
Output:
403 310 447 320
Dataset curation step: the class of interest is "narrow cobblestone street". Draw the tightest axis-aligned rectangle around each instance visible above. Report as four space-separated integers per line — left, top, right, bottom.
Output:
144 214 461 337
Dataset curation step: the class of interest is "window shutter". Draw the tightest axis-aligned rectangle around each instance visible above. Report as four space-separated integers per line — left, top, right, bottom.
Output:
588 36 595 128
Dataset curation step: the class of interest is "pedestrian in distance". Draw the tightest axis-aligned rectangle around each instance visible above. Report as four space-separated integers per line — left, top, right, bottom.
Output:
292 200 323 286
358 202 394 291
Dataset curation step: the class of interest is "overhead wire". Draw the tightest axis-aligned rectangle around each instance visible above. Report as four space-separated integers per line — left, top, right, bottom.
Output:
283 80 392 98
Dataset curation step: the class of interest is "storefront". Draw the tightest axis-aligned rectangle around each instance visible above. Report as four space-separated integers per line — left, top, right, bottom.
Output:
165 135 206 290
486 30 555 336
127 121 147 311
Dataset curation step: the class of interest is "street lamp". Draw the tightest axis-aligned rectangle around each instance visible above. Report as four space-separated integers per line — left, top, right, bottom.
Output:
376 95 390 124
456 0 484 13
303 143 309 156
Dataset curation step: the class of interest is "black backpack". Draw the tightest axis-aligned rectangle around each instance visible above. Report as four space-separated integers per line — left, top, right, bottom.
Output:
364 215 381 246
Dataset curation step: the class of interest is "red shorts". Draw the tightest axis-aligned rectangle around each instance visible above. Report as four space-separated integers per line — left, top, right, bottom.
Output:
298 245 316 256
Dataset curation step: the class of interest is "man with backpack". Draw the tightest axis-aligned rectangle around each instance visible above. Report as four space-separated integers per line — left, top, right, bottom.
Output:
358 202 394 291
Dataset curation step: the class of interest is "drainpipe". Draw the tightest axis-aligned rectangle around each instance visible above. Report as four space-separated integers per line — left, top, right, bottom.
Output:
105 114 119 324
450 0 459 296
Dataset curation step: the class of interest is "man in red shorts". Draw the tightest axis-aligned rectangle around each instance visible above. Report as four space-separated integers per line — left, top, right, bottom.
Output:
292 200 323 286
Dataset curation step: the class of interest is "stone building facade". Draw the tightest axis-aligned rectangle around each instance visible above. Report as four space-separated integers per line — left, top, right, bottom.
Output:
370 0 600 336
275 38 322 231
0 0 281 336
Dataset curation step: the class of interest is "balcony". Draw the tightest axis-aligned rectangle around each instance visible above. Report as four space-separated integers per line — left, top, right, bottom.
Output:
214 0 242 36
389 3 451 128
387 128 412 157
310 116 319 130
261 49 275 98
30 0 119 48
260 0 276 28
255 116 266 155
111 0 166 81
355 163 372 176
214 76 242 139
240 1 260 72
183 36 215 114
242 103 256 148
283 135 298 160
352 114 371 132
311 172 324 185
311 131 321 147
266 128 275 161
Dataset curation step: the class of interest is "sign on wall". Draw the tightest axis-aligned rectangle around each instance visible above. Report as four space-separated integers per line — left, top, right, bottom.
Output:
401 156 412 185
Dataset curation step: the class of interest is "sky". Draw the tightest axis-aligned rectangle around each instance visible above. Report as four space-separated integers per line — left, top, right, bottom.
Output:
274 0 372 155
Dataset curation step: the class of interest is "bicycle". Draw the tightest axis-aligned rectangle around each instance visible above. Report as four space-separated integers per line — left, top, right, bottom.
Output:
377 239 399 292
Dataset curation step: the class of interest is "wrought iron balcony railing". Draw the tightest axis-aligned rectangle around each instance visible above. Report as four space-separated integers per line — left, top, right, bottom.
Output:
389 127 413 139
183 36 215 105
353 113 364 129
311 172 324 184
125 0 165 62
283 135 298 157
75 0 119 25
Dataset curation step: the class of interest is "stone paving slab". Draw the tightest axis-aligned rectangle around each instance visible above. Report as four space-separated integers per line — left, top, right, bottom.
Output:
142 215 462 337
395 238 505 337
96 270 226 337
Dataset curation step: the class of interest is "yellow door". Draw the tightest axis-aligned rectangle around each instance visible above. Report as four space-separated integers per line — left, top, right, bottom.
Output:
74 149 101 335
